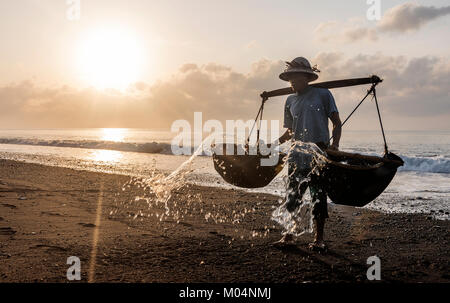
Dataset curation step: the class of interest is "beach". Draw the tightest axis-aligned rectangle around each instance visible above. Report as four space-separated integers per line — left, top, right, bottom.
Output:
0 158 449 283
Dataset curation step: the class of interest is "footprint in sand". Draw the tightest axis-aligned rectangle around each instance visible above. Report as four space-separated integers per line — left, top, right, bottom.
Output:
209 231 231 240
41 211 63 217
0 227 16 235
78 223 96 228
30 244 67 252
1 203 17 209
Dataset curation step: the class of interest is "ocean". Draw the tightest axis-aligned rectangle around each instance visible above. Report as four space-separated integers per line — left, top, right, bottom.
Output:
0 128 448 220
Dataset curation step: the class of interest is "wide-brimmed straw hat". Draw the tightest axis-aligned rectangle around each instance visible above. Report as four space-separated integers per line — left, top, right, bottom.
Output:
279 57 320 82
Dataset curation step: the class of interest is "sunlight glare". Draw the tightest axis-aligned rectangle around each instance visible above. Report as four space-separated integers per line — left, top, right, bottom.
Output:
90 150 123 163
78 27 145 90
101 128 126 142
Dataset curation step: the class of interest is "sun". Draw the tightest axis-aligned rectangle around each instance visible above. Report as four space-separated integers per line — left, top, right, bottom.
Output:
77 27 144 90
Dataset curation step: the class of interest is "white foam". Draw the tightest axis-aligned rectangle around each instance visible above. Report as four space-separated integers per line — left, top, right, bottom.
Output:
399 155 450 174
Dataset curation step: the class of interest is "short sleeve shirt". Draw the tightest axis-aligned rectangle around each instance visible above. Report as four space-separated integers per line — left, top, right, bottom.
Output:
283 86 338 143
283 86 338 169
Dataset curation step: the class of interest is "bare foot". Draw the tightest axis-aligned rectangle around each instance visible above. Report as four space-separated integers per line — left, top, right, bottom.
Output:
308 241 328 252
272 234 296 247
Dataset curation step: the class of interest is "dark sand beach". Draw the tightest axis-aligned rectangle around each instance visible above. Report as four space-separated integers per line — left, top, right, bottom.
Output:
0 159 449 283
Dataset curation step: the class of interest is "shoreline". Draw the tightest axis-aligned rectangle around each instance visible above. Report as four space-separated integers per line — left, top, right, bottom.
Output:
0 159 449 282
1 151 449 221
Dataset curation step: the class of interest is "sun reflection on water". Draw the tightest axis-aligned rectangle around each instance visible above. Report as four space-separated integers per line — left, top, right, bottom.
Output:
90 150 123 163
101 128 127 142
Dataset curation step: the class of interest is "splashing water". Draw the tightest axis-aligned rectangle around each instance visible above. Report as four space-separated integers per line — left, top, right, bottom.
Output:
109 135 269 240
165 138 208 181
110 136 211 222
110 136 331 241
271 141 329 236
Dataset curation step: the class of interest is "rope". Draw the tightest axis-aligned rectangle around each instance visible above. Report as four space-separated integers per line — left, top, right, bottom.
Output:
247 97 266 145
328 83 389 154
373 87 389 154
258 100 265 141
328 83 376 143
247 80 388 155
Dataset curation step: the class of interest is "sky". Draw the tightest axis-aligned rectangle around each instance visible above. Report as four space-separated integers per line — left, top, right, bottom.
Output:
0 0 449 130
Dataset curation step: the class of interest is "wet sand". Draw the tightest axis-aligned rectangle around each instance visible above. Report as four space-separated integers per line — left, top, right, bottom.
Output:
0 159 449 282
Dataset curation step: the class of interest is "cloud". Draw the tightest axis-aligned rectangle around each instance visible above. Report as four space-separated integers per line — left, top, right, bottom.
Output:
378 3 450 33
314 3 450 43
244 40 258 50
0 60 285 128
0 54 448 130
312 52 450 129
343 27 378 42
314 19 378 43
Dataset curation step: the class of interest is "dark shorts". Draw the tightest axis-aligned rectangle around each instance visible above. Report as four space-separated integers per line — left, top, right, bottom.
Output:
285 153 329 221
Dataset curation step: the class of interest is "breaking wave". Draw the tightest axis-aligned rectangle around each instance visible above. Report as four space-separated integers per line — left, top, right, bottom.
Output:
399 155 450 174
0 138 173 155
1 137 449 174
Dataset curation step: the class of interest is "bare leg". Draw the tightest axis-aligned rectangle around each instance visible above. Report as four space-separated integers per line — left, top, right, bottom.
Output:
276 163 310 245
309 218 327 251
308 176 328 251
286 180 308 212
314 218 325 244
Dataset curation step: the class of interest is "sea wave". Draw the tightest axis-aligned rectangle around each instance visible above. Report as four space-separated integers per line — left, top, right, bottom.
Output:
0 138 173 155
1 137 450 173
339 149 450 174
399 155 450 174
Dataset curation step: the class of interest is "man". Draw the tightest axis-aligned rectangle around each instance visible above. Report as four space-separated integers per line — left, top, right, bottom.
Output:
274 57 342 251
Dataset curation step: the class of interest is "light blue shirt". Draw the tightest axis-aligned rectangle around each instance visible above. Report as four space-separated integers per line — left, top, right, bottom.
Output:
284 86 338 142
283 86 338 169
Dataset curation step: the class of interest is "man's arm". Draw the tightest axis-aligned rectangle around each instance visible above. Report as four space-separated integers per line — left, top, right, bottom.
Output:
278 128 293 145
329 112 341 150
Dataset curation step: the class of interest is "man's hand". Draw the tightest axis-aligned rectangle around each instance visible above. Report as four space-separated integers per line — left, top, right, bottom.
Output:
278 129 293 145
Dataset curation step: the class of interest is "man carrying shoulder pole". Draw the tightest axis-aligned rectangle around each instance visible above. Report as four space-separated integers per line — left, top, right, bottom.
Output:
274 57 342 251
